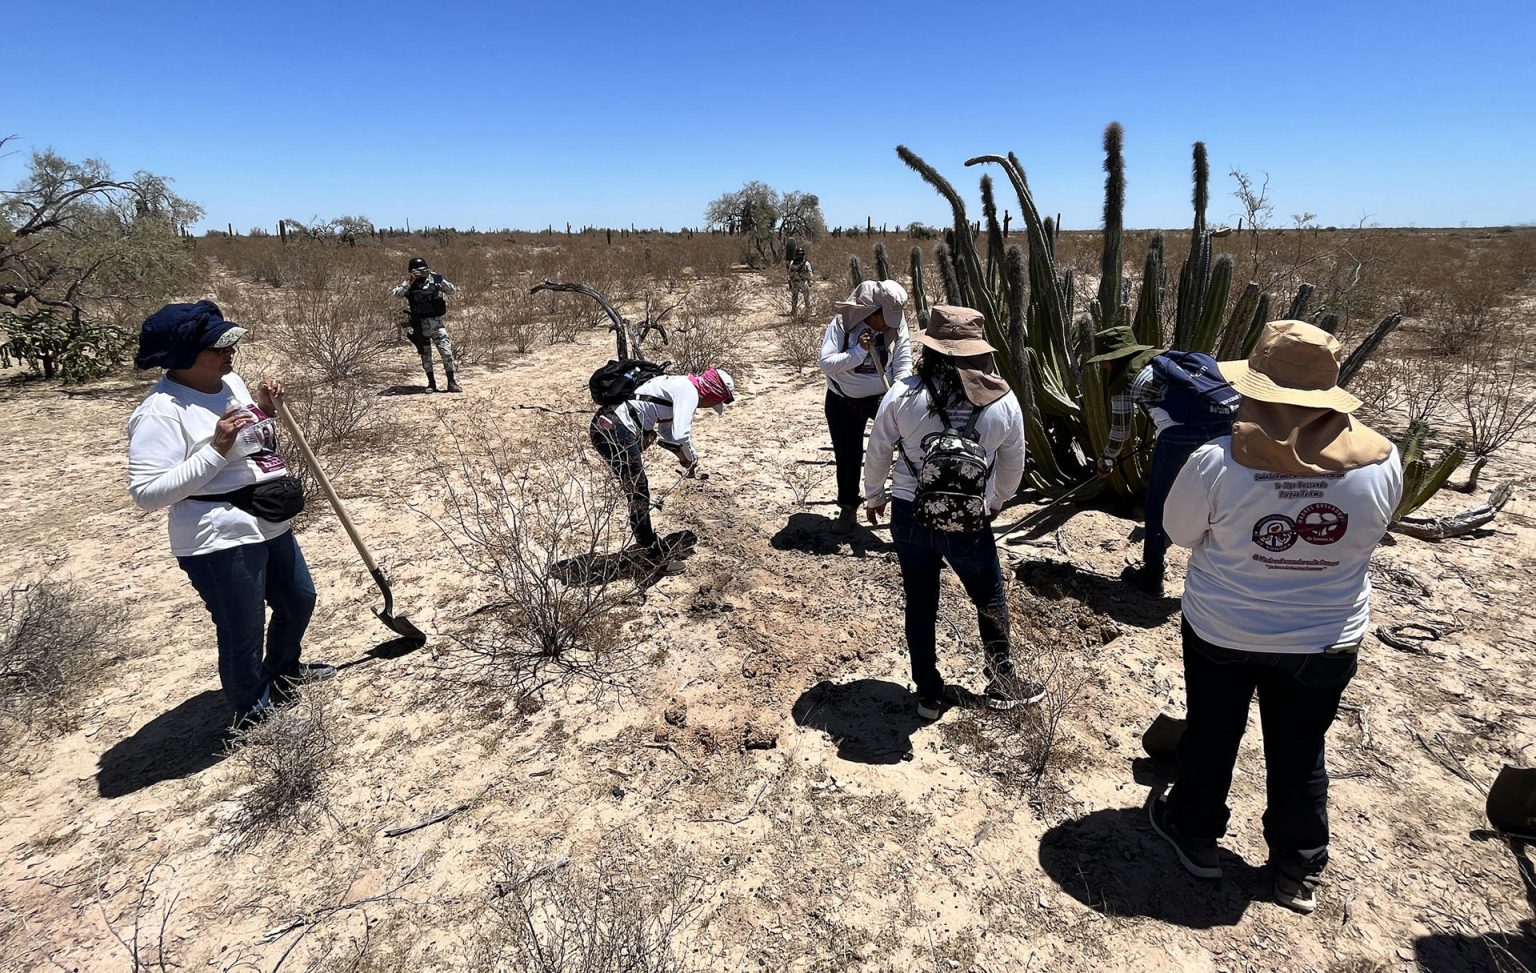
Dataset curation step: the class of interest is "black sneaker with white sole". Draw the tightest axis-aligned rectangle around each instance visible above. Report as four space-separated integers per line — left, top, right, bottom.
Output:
915 693 944 721
1273 875 1318 914
1147 792 1222 879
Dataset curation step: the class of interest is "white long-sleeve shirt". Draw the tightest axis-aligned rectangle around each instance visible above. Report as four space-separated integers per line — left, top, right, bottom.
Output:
1165 438 1403 653
819 316 912 400
127 374 293 557
611 375 706 464
863 378 1026 512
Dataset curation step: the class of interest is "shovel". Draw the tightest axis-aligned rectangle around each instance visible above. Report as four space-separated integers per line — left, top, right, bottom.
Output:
277 408 427 644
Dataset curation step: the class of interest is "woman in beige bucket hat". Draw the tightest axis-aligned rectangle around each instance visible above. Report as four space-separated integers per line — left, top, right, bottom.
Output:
1148 320 1403 915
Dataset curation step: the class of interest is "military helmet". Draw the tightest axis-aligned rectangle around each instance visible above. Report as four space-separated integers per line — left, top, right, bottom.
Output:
407 256 429 272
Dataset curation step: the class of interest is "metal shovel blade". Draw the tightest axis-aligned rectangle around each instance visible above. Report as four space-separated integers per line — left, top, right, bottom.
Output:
371 568 426 644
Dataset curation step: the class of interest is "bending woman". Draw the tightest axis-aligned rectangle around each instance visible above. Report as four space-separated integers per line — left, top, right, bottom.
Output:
127 301 333 726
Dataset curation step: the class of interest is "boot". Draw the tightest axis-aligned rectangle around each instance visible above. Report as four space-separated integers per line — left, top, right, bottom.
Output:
835 504 858 533
444 369 463 393
425 368 438 392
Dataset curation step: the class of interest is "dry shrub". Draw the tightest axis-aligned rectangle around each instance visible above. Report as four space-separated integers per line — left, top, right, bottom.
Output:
226 689 342 839
938 590 1096 796
423 419 644 705
668 310 746 377
283 378 397 511
466 848 706 972
774 317 824 372
269 273 396 383
0 578 128 737
460 282 541 365
687 274 749 320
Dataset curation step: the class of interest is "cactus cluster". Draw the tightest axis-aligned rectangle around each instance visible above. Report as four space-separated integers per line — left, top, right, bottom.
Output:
896 125 1406 499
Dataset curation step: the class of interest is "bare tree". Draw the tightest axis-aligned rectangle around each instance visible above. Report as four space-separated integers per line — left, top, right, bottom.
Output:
1456 335 1536 492
0 139 203 378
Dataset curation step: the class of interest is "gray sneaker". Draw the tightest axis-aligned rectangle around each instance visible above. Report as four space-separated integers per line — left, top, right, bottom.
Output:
1273 875 1318 914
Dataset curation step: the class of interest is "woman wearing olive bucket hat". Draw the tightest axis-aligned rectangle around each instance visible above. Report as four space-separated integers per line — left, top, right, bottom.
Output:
862 305 1042 718
1150 321 1403 915
1087 327 1239 596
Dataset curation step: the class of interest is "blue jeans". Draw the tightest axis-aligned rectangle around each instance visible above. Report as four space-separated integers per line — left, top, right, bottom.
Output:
590 413 657 547
825 389 882 509
1170 620 1357 888
1143 421 1232 578
890 499 1012 699
177 531 317 718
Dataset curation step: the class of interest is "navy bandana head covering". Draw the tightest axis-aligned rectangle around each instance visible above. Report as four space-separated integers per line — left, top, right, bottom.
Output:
133 301 246 370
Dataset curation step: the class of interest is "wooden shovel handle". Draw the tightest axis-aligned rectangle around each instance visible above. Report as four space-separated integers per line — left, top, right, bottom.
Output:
277 406 380 574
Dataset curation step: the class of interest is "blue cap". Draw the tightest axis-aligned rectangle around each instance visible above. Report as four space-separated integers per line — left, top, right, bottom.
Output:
134 301 247 370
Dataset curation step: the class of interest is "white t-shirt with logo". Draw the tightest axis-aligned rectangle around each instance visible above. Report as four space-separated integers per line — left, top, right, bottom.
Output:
1164 437 1403 653
128 374 293 557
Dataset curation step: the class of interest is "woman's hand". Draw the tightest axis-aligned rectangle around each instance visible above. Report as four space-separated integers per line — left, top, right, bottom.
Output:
857 329 875 350
256 377 284 415
211 406 255 456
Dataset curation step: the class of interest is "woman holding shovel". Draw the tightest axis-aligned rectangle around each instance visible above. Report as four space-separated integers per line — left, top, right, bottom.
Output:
818 279 912 531
128 301 334 727
1152 321 1402 915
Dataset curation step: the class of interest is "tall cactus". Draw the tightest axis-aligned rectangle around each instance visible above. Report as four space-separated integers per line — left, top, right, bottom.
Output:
874 241 891 281
1096 123 1126 331
895 126 1403 500
909 246 930 324
849 255 864 289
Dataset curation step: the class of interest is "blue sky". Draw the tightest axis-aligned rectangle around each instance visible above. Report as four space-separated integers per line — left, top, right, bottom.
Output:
9 0 1533 232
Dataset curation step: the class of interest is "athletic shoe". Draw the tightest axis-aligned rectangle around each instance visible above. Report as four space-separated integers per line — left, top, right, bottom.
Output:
984 673 1047 710
1121 564 1165 598
915 693 944 721
835 505 858 532
1273 876 1318 914
1147 792 1222 879
293 662 338 683
270 662 337 706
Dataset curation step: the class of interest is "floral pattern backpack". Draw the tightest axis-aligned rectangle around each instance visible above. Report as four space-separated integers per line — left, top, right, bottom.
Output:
898 381 992 532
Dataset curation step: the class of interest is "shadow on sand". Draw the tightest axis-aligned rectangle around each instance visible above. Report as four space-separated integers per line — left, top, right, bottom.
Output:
97 690 231 799
791 678 925 765
549 530 697 587
770 512 889 558
1037 799 1262 928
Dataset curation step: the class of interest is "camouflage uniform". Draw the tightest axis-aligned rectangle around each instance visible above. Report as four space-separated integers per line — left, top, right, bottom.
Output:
391 271 460 390
788 258 813 316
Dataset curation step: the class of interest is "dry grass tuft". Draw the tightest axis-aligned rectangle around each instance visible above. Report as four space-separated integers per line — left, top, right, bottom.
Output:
0 578 128 739
225 689 343 840
467 846 707 972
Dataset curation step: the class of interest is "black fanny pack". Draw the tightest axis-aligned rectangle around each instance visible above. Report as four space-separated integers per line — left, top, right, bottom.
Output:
191 475 305 523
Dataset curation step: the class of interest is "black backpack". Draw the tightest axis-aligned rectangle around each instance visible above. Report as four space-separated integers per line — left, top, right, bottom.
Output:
898 380 993 532
589 359 669 406
405 279 448 319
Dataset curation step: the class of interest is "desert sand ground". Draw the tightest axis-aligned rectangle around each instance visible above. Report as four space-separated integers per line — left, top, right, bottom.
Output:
1 271 1533 972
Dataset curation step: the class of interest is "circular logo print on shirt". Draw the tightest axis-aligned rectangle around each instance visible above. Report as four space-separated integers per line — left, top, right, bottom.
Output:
1252 514 1298 552
1296 503 1349 545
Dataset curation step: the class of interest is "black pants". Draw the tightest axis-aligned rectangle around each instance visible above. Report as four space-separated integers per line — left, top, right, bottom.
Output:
890 499 1012 699
589 414 657 548
1170 619 1357 886
824 389 883 509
